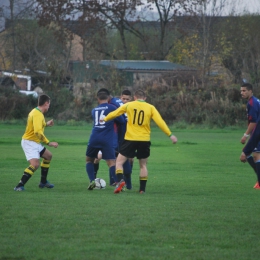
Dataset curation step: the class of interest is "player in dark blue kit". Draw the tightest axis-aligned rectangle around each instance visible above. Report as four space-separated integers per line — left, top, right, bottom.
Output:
109 91 133 190
93 89 133 189
240 83 260 189
85 89 124 190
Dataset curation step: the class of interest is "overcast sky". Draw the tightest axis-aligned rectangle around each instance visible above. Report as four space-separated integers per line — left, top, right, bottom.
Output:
0 0 259 18
227 0 260 14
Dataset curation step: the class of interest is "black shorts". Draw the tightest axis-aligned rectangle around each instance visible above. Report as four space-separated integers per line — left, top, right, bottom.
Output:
119 140 151 159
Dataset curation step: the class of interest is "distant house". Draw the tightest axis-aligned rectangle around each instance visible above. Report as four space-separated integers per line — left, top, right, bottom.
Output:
69 60 197 87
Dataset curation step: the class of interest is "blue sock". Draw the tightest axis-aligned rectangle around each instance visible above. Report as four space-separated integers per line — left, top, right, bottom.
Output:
123 160 132 174
247 155 257 173
86 163 95 182
109 165 117 185
255 160 260 184
123 160 132 189
124 174 132 189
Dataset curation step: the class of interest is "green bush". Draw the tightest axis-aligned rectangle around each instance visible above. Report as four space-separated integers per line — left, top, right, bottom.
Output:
0 86 37 120
0 82 249 128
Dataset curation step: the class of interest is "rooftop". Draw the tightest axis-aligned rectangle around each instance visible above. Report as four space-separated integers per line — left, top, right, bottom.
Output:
98 60 195 71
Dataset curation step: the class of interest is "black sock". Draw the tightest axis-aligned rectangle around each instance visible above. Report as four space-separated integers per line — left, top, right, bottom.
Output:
17 173 32 187
139 179 147 192
116 173 124 182
41 167 49 184
17 165 35 187
94 163 99 178
247 155 257 173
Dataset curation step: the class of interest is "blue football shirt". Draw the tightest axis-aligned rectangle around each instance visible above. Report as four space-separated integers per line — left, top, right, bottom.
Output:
247 96 260 124
110 97 127 146
88 103 123 148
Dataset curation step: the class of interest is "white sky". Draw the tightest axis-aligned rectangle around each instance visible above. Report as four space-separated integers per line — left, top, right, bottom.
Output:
225 0 260 15
0 0 259 18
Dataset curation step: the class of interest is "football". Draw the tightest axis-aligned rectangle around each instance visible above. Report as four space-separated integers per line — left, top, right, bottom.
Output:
94 178 106 189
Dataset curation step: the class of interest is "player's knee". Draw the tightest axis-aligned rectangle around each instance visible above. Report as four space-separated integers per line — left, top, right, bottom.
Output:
86 157 95 163
32 161 40 170
253 153 260 161
45 153 53 161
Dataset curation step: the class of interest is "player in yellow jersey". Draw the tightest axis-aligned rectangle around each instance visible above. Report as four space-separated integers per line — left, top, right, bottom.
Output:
102 89 177 194
14 94 58 191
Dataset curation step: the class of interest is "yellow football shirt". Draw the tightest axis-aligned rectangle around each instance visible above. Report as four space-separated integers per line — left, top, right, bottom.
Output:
22 107 50 144
104 100 171 141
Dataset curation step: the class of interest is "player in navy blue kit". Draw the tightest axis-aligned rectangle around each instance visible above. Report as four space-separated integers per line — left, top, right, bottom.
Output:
240 83 260 189
93 89 133 189
86 89 124 190
110 91 133 190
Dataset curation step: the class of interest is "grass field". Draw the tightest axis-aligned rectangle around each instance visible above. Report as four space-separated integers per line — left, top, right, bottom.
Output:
1 123 260 260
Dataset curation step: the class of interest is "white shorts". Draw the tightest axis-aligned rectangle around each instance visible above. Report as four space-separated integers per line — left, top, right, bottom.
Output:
21 139 45 161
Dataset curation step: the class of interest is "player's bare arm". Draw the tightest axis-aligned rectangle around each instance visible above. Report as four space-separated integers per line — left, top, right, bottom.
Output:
241 122 256 144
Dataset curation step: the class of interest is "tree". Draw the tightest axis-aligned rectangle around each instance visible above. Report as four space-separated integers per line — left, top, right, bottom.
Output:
35 0 202 61
217 15 260 85
191 0 230 87
141 0 201 60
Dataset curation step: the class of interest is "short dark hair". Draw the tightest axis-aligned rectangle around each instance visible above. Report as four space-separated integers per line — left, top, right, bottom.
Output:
134 89 146 99
97 88 110 96
121 89 131 96
97 91 109 100
38 94 50 106
242 83 253 91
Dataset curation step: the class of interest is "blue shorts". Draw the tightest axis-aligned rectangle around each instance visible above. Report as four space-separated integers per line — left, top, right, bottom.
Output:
86 145 115 160
244 122 260 155
253 142 260 152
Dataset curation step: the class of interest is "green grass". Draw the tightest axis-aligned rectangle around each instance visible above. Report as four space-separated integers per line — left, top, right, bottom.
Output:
1 124 260 260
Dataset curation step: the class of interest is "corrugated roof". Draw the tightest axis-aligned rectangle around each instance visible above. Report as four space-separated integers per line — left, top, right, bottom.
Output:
99 60 195 71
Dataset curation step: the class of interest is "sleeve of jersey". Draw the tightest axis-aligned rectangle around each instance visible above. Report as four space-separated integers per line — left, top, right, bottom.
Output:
248 98 259 123
104 104 127 122
248 107 257 123
152 106 171 136
33 114 50 144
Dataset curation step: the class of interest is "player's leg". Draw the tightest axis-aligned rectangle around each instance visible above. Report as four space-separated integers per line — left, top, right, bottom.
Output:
247 154 257 173
129 158 134 169
39 148 54 188
115 153 128 182
86 146 99 190
86 156 96 190
114 153 128 193
94 159 99 178
94 151 102 178
105 159 117 185
102 146 118 187
116 140 135 182
138 158 148 193
14 158 39 191
123 159 132 189
114 140 136 193
14 140 41 191
253 146 260 189
136 141 151 194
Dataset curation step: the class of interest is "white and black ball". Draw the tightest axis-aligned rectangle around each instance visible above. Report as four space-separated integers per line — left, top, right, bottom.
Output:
94 178 106 189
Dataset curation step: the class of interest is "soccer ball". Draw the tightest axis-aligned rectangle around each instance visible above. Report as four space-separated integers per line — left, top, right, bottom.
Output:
94 178 106 189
